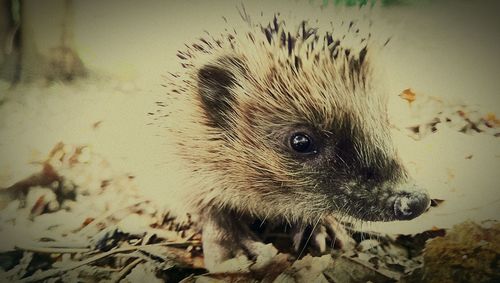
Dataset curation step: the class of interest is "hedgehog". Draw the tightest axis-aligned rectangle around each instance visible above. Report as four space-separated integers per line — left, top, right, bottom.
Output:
151 17 431 271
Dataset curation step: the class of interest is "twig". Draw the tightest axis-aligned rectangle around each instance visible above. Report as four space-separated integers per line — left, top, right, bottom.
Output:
15 245 90 254
20 247 129 282
77 199 148 236
184 231 200 242
114 257 143 283
19 241 200 283
14 239 91 250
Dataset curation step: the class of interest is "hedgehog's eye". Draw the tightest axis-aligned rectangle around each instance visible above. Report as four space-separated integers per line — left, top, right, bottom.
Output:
290 133 317 154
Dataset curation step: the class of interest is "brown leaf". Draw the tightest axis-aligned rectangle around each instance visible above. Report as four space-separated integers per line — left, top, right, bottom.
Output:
399 88 416 104
484 113 500 127
92 121 103 129
30 195 46 216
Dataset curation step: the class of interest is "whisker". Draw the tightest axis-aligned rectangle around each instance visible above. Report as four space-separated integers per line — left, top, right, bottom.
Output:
297 212 322 259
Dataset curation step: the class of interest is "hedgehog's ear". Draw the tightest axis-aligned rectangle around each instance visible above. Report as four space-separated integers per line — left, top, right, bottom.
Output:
197 56 245 129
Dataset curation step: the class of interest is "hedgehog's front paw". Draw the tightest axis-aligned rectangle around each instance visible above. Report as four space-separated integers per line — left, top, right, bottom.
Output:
293 215 355 255
201 215 278 272
202 239 251 273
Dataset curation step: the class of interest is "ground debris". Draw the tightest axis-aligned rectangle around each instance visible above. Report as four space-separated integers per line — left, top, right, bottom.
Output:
1 141 499 282
0 143 203 282
403 221 500 283
397 91 500 140
0 92 499 281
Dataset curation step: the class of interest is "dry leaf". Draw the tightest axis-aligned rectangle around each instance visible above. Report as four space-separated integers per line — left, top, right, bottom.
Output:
484 113 500 127
399 88 416 104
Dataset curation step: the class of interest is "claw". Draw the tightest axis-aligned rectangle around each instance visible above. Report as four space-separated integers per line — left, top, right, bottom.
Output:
291 215 356 256
312 225 327 253
201 214 355 272
292 225 306 252
323 215 356 251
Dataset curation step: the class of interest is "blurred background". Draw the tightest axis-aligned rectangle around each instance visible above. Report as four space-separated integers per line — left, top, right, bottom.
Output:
0 0 499 235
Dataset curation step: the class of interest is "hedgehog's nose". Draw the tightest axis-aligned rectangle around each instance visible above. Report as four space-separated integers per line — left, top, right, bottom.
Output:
393 190 431 220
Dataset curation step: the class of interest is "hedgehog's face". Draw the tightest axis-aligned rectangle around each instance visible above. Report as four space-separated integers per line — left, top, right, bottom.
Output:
196 55 430 223
275 122 430 222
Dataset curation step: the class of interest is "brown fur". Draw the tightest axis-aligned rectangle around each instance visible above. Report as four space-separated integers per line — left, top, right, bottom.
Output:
151 17 430 270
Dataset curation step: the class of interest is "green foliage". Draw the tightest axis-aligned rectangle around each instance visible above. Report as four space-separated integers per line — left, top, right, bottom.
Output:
11 0 21 24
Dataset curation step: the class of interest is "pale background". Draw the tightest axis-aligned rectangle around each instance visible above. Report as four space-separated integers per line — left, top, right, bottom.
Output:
1 0 499 234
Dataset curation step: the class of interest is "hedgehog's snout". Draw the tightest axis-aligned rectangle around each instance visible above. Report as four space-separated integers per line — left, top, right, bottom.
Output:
392 187 431 221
